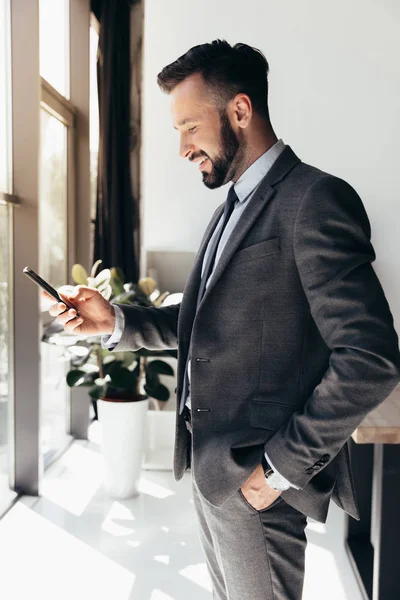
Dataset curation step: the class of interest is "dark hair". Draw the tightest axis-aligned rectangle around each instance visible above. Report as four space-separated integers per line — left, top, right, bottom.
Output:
157 39 270 119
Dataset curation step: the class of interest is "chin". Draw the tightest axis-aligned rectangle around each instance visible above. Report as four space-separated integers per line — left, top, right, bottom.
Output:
202 168 227 190
202 178 221 190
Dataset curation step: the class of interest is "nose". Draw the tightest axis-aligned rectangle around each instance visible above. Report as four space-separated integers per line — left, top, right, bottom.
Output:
179 134 194 159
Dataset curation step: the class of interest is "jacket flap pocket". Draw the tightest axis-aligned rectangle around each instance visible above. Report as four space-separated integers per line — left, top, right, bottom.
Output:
250 402 295 431
232 237 280 265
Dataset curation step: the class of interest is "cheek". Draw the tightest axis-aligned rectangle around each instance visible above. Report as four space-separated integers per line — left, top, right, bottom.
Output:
199 137 220 159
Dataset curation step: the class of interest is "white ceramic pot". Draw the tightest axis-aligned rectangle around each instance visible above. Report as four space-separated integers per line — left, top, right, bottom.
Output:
97 397 149 499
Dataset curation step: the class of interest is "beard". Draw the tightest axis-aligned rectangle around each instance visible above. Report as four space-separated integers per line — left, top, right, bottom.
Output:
201 111 241 189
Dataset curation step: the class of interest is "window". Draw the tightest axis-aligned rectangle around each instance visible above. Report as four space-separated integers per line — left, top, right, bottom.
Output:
0 0 11 192
39 106 71 465
0 204 13 512
0 0 16 513
39 0 76 466
2 0 90 507
39 0 70 98
39 109 68 292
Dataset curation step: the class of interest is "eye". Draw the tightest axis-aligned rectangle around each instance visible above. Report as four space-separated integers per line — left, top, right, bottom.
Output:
188 126 197 133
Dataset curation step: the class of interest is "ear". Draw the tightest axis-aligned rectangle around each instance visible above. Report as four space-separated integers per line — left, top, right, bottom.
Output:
230 93 252 129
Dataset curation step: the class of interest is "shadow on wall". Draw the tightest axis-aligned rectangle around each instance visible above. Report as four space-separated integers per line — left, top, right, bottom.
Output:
145 251 196 294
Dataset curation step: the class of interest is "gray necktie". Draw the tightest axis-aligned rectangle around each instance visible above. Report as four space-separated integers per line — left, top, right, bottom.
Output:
179 185 238 415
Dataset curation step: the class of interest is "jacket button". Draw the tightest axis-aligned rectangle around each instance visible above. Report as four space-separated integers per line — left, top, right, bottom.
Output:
321 454 330 463
306 468 314 475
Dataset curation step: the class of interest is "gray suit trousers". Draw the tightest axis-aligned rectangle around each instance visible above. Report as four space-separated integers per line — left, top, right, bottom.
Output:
191 445 308 600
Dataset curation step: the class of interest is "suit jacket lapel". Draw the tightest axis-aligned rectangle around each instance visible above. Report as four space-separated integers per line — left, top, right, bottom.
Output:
178 203 224 351
190 203 225 291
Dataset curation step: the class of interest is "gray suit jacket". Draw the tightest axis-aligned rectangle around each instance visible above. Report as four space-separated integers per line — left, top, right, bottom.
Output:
114 147 400 522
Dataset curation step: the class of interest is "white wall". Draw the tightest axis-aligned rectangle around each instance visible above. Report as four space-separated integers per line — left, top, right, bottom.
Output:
141 0 400 330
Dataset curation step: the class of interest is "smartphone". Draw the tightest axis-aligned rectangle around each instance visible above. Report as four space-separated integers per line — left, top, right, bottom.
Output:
23 266 79 315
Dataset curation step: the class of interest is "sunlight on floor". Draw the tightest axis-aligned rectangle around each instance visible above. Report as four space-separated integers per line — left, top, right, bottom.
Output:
0 431 364 600
102 501 136 537
139 478 176 499
179 563 214 593
305 543 349 599
306 520 327 534
150 590 175 600
0 503 135 599
40 443 103 516
154 554 171 565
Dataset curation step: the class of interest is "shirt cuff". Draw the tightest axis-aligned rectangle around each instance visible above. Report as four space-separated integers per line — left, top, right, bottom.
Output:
264 451 300 490
101 304 125 349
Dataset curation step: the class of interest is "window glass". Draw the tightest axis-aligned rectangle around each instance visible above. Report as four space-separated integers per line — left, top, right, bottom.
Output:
39 108 70 464
39 0 70 97
39 109 67 292
0 0 16 514
0 205 15 511
0 0 11 193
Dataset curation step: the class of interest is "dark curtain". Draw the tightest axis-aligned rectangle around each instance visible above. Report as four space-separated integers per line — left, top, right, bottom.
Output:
92 0 139 283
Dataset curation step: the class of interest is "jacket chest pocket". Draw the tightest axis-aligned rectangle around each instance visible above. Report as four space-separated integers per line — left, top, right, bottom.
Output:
232 236 280 266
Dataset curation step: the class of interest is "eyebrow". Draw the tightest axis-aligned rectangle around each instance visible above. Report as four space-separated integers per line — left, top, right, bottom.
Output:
173 118 198 130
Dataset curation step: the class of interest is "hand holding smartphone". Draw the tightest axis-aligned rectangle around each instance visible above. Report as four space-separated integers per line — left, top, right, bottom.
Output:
23 266 116 336
23 266 79 315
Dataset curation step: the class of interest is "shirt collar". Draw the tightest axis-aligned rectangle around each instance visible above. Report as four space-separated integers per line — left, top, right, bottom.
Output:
233 139 286 203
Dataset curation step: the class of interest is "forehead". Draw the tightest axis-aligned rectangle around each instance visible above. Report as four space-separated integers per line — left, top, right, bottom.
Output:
170 73 217 126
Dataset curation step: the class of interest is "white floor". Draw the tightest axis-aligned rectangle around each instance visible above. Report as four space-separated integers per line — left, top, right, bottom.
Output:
0 423 364 600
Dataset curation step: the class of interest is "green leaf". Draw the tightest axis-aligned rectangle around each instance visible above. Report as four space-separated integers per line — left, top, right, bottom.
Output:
123 354 137 368
79 362 99 374
67 370 89 387
109 366 137 390
112 351 131 362
144 383 169 402
138 277 157 296
110 267 125 296
102 354 117 365
100 347 112 360
132 362 141 378
147 360 174 377
144 368 159 390
71 264 88 285
113 267 125 281
136 349 177 358
89 386 103 399
103 361 122 377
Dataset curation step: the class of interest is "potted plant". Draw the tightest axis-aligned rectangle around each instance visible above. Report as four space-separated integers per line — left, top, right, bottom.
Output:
42 260 177 498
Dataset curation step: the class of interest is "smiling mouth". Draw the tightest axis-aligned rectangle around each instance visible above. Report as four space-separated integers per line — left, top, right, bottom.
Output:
198 157 210 170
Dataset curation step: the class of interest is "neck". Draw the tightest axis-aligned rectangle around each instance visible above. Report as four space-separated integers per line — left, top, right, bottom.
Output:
232 124 278 182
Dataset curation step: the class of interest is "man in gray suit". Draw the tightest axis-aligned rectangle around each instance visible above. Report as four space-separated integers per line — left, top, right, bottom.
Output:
48 40 400 599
